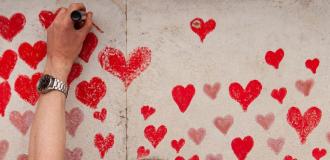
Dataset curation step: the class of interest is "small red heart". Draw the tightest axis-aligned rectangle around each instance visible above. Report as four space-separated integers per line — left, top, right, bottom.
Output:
284 155 297 160
0 81 11 117
0 140 9 160
17 153 28 160
93 108 107 122
231 136 254 160
312 148 327 160
305 58 319 74
175 156 185 160
190 17 216 42
137 146 150 159
172 84 195 113
18 41 47 69
38 9 60 29
206 154 223 160
65 147 83 160
171 138 185 153
265 48 284 69
9 110 34 135
189 155 200 160
267 137 285 155
295 79 314 96
188 128 206 145
287 106 322 144
0 13 25 41
203 82 220 100
94 132 114 158
214 115 233 135
271 87 287 104
229 80 262 111
67 63 83 86
14 72 42 105
75 77 106 109
144 125 167 148
0 50 17 80
256 113 274 130
79 32 98 63
65 107 84 137
141 105 155 120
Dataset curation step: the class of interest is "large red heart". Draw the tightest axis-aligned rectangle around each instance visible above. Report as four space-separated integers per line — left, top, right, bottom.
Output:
14 72 42 106
295 79 314 96
190 17 216 42
0 13 25 41
172 84 195 113
271 87 287 104
203 82 220 100
140 105 155 120
94 133 114 158
214 115 233 135
171 138 185 153
265 48 284 69
231 136 254 160
0 81 11 117
144 125 167 148
98 46 151 89
305 58 319 74
256 113 274 130
75 77 106 109
79 32 98 63
9 110 34 135
18 41 47 69
137 146 150 159
287 106 322 144
65 107 84 137
93 107 107 122
67 63 83 86
38 9 60 29
312 148 327 160
188 128 206 145
229 80 262 111
65 147 83 160
0 50 17 80
0 140 9 160
267 137 285 155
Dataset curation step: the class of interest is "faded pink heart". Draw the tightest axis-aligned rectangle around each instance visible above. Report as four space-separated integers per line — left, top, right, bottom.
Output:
206 153 223 160
256 113 274 130
295 79 314 96
65 147 83 160
17 154 28 160
214 115 233 135
0 140 9 160
188 128 206 145
267 137 285 155
203 82 220 100
9 110 34 135
65 107 84 137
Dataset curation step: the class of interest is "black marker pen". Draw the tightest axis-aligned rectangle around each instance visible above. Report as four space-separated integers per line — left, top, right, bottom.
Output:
70 10 86 30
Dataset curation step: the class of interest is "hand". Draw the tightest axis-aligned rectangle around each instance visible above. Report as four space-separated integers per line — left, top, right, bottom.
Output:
44 3 93 82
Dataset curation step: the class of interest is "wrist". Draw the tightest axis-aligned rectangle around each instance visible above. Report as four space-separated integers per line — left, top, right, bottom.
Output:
44 56 73 82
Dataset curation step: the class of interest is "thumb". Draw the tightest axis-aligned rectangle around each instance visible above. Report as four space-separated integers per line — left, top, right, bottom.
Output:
81 12 93 34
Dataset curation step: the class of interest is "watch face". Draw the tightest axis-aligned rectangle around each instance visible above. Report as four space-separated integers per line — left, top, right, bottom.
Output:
37 74 51 91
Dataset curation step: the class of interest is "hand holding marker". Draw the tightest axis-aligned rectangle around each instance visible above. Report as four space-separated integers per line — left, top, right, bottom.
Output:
71 10 104 33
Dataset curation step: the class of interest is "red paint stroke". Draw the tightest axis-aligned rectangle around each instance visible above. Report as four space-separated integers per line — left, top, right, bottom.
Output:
188 128 206 145
0 81 11 117
65 147 83 160
287 106 322 144
305 58 319 74
38 9 61 29
0 140 9 160
14 73 42 106
0 50 17 80
203 82 220 100
17 154 28 160
284 155 297 160
98 46 151 89
229 80 262 111
93 107 107 122
94 132 114 159
190 17 216 42
18 41 47 69
67 63 83 86
137 146 150 159
256 112 274 130
312 148 327 160
9 110 34 135
144 125 167 148
267 137 285 155
75 77 106 109
0 13 25 41
231 136 254 160
65 107 84 137
271 87 287 104
295 79 314 96
171 138 185 153
265 48 284 69
172 84 195 113
79 32 98 63
214 115 233 135
141 105 155 120
205 154 223 160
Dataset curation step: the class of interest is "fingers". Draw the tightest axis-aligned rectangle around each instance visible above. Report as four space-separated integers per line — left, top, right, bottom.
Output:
68 3 86 12
80 12 93 34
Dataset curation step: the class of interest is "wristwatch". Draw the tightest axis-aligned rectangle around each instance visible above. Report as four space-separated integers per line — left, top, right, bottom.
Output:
37 74 68 97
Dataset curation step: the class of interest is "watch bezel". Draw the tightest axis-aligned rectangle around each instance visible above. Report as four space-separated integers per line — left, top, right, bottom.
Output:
37 74 53 93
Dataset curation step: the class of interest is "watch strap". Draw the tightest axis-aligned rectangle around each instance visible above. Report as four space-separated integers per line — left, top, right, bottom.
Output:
49 77 69 97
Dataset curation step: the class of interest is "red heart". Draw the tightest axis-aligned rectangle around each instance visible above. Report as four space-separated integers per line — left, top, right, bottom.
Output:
171 138 185 153
9 110 34 135
0 50 17 80
79 32 98 63
295 79 314 96
0 140 9 160
14 72 42 105
175 156 185 160
137 146 150 159
229 80 262 111
284 155 297 160
256 113 274 130
190 18 216 42
67 63 83 86
175 155 200 160
305 58 319 74
172 84 195 113
17 154 28 160
287 106 322 144
18 41 47 69
214 115 233 135
271 87 287 104
206 154 223 160
203 82 220 100
94 133 114 158
93 108 107 122
312 148 327 160
267 137 285 155
65 147 83 160
140 105 155 120
265 48 284 69
0 13 25 41
65 107 84 137
0 81 11 117
188 128 206 145
231 136 254 160
98 46 151 89
38 9 60 29
75 77 106 109
144 125 167 148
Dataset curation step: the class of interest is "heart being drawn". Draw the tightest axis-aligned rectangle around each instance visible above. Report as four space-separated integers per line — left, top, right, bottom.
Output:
0 13 25 41
0 140 9 160
141 105 155 120
75 77 106 109
144 125 167 148
287 106 322 144
312 148 327 160
231 136 254 160
171 138 185 153
305 58 319 74
0 50 17 80
188 128 206 145
18 41 47 69
265 48 284 69
213 115 233 135
295 79 314 96
14 73 42 106
267 137 285 155
172 84 195 113
137 146 150 159
9 110 34 135
94 133 114 159
0 81 11 117
203 82 220 100
79 32 98 63
38 9 60 29
65 147 83 160
65 107 84 137
256 113 274 130
67 63 83 86
93 107 107 122
271 87 287 104
190 17 216 42
98 46 151 89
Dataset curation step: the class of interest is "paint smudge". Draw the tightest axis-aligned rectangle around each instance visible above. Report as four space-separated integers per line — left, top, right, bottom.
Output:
0 140 9 160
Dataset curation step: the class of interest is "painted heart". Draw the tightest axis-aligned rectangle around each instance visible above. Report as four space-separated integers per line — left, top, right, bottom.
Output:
214 115 233 135
287 106 322 144
18 41 47 69
14 72 42 105
75 77 106 109
0 140 9 160
65 147 83 160
137 146 150 159
67 63 83 86
79 32 98 63
229 80 262 111
93 108 107 122
144 125 167 148
172 84 195 113
141 105 155 120
175 156 185 160
267 137 285 155
98 46 151 89
305 58 319 74
94 132 114 158
190 17 216 42
0 49 17 80
171 138 185 153
38 9 60 29
65 107 84 137
188 128 206 145
17 154 28 160
9 110 34 135
256 113 274 130
312 148 326 160
0 13 25 41
206 154 223 160
203 82 220 100
176 155 200 160
295 79 314 96
271 87 287 104
231 136 254 160
0 81 11 117
265 48 284 69
284 155 297 160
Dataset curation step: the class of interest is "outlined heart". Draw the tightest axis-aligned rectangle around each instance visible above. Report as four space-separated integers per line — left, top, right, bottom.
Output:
295 79 314 96
98 46 151 89
0 49 17 80
203 82 220 100
214 115 233 135
9 110 34 135
171 138 185 153
144 125 167 148
256 112 274 130
93 107 107 122
206 154 223 160
0 13 25 41
231 136 254 160
172 84 195 113
190 17 216 42
0 81 11 117
137 146 150 159
65 107 84 137
18 40 47 69
267 137 285 155
75 77 106 109
14 72 42 106
312 148 327 160
94 132 114 159
38 9 60 29
0 140 9 160
65 147 83 160
17 154 28 160
271 87 287 104
79 32 98 63
67 63 83 86
188 128 206 145
287 106 322 144
265 48 284 69
141 105 155 120
305 58 319 74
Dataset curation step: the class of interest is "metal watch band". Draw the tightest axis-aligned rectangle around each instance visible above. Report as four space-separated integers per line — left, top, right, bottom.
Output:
49 77 68 97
